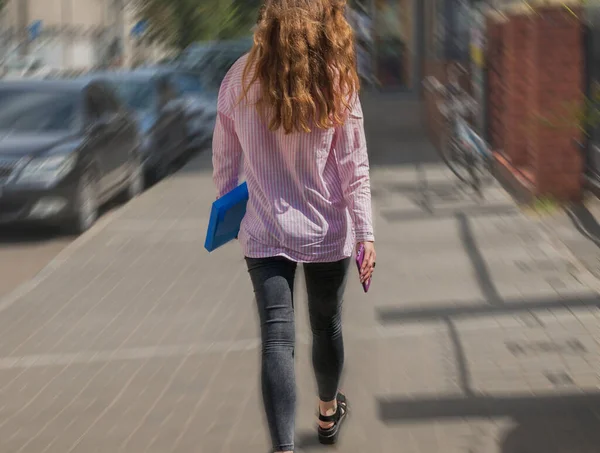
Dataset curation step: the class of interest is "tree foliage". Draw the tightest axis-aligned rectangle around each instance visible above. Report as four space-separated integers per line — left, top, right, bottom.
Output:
134 0 262 50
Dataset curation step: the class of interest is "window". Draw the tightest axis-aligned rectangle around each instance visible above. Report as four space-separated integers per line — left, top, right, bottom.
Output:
113 79 156 112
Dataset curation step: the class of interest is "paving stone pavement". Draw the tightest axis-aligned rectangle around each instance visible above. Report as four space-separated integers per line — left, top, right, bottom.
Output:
1 94 600 453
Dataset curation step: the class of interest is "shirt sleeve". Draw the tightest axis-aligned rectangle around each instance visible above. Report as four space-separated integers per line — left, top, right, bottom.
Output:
212 70 243 198
333 96 375 243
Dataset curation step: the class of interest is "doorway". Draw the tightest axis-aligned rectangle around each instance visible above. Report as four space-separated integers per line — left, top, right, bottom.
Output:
372 0 416 89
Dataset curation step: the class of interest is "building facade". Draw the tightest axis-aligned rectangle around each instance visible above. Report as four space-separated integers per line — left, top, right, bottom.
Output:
121 1 175 68
347 0 504 91
347 0 423 91
0 0 125 69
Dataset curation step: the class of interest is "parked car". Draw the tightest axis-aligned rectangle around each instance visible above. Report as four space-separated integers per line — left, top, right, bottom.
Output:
147 66 217 148
0 79 143 233
177 42 214 69
176 41 249 123
178 38 252 75
86 70 190 180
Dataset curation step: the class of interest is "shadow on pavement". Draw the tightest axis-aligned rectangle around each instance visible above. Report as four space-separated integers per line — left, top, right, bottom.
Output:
502 413 600 453
361 95 442 168
375 391 600 452
295 431 327 451
381 202 519 223
379 392 600 422
377 164 519 222
0 225 68 245
170 147 213 176
457 212 504 306
379 393 600 452
565 203 600 246
380 180 461 196
377 293 600 323
367 137 442 168
0 200 120 245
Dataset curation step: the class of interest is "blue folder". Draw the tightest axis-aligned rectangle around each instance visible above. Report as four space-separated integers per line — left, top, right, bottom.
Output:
204 182 249 252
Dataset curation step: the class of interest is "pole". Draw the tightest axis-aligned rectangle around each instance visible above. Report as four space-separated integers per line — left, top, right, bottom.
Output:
62 0 67 67
115 0 125 66
17 0 28 56
0 2 7 72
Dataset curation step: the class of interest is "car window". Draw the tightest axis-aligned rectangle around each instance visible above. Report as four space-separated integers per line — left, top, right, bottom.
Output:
0 88 79 132
112 79 156 112
201 52 243 92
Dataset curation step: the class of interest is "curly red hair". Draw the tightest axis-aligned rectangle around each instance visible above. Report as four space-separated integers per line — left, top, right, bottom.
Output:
240 0 360 134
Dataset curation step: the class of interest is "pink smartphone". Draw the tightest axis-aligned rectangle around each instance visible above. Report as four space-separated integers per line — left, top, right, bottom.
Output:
355 244 371 293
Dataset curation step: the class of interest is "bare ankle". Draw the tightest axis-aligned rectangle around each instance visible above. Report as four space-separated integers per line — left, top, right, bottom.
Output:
319 398 337 415
318 397 338 429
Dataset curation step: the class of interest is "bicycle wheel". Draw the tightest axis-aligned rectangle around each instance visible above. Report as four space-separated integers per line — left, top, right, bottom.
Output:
440 131 472 185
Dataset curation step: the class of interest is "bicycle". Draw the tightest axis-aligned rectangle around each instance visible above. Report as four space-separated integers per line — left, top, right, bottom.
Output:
423 63 494 196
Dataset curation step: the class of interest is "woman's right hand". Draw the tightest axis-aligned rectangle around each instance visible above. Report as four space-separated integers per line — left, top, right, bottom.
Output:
358 241 376 283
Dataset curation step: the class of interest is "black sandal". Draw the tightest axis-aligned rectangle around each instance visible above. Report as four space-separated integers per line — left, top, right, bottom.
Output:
317 393 349 445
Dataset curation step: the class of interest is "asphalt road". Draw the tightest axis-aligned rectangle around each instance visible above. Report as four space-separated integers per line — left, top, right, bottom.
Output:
0 193 129 299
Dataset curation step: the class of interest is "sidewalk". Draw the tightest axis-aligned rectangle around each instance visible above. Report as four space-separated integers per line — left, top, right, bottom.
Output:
1 94 600 453
542 196 600 282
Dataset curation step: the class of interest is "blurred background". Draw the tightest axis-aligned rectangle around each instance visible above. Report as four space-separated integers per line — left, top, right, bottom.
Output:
0 0 501 87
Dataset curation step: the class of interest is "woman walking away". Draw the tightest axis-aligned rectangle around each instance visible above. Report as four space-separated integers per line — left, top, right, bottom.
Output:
212 1 375 451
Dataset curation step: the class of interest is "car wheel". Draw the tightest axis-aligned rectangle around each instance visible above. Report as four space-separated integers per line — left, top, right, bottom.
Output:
125 155 144 200
152 157 171 182
68 171 98 235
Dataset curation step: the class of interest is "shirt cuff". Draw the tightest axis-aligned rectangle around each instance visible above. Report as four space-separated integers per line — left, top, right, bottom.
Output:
355 231 375 242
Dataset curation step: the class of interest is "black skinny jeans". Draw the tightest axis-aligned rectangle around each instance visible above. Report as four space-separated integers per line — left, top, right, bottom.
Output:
246 256 351 452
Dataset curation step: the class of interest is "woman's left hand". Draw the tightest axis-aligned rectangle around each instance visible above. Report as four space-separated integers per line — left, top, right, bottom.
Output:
357 241 376 283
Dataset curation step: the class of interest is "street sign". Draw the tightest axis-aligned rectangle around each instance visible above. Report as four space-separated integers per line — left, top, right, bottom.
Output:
131 20 148 38
28 20 43 41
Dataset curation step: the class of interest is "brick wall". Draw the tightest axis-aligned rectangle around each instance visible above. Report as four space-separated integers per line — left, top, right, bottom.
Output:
527 7 584 199
423 5 584 201
491 6 585 201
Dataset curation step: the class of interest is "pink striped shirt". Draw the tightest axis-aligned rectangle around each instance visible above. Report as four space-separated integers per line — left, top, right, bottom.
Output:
212 55 374 263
